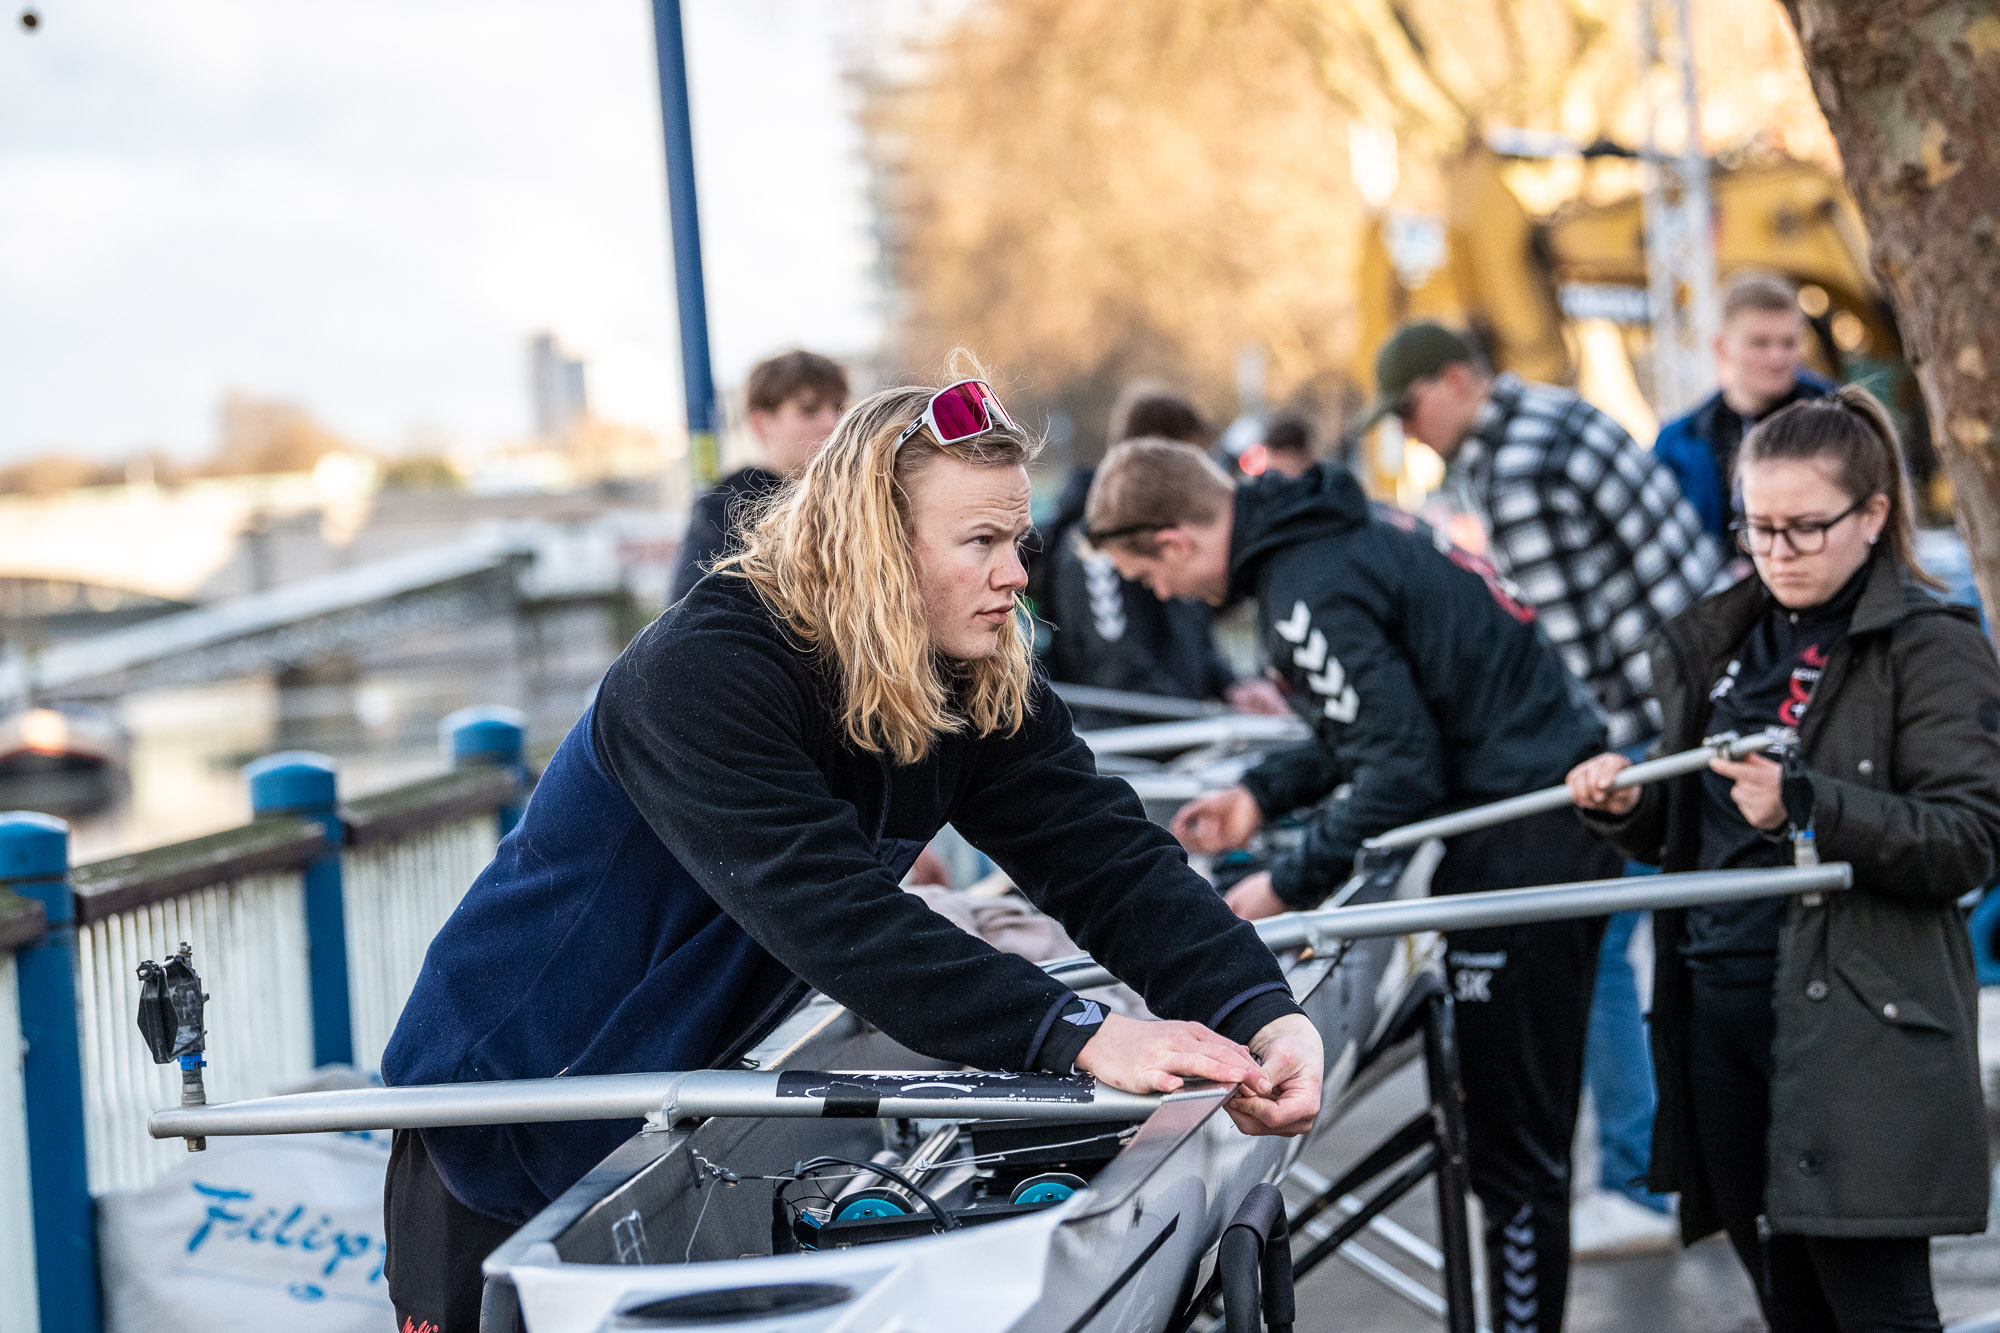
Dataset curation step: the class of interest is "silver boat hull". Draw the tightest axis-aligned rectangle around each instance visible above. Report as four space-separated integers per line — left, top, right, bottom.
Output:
488 918 1418 1332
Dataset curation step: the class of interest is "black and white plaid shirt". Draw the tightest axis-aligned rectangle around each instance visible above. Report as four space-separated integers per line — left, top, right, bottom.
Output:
1454 373 1724 750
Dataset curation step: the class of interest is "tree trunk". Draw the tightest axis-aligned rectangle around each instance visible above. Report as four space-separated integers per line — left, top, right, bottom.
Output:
1780 0 2000 614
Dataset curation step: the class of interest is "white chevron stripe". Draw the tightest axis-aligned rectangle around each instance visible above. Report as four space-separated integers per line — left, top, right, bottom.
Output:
1275 600 1311 643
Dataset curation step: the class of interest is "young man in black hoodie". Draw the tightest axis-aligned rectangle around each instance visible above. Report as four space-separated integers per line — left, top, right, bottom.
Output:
1086 440 1623 1333
1027 388 1283 726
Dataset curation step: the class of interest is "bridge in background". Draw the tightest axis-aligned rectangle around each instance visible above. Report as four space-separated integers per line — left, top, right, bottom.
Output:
0 525 637 709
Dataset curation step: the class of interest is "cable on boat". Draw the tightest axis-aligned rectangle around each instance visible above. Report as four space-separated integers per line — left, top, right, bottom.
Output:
785 1155 958 1232
712 1127 1137 1190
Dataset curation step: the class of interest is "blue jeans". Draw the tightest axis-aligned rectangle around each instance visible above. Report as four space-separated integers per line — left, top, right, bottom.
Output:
1584 905 1670 1210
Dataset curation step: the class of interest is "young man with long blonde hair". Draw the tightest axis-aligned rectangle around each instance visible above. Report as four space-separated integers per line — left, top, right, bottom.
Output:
380 371 1324 1332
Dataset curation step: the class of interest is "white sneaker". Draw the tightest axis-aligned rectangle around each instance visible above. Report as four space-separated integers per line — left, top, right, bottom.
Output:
1570 1189 1677 1261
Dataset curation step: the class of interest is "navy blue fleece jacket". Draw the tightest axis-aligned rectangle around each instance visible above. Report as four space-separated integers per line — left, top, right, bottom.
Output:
383 572 1300 1222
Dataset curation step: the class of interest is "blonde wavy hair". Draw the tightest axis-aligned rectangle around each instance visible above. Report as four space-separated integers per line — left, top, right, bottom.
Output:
721 372 1043 764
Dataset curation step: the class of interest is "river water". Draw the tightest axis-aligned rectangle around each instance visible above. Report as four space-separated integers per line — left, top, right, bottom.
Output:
50 599 625 865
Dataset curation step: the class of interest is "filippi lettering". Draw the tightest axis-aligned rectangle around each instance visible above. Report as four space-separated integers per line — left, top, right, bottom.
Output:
187 1181 387 1283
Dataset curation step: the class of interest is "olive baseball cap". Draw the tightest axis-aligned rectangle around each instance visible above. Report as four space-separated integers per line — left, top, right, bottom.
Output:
1364 322 1480 426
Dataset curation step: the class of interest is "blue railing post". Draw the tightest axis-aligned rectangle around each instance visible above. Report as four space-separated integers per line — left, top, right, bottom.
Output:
1 811 101 1333
650 0 721 489
243 752 351 1068
442 705 529 837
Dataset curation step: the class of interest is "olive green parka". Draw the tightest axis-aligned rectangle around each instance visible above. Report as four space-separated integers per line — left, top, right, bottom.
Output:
1588 552 2000 1242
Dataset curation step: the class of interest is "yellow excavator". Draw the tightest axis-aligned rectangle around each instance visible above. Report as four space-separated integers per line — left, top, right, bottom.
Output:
1352 145 1935 508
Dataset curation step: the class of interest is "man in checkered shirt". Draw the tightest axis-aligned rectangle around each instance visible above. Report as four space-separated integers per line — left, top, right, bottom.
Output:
1367 322 1723 751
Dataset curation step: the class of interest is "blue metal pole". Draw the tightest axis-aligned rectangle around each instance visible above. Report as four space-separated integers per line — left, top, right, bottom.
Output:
441 704 529 837
650 0 721 488
242 752 350 1068
1 811 101 1333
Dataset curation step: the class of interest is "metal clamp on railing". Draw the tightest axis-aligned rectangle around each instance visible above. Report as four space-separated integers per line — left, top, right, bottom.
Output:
147 1068 1163 1144
1360 728 1793 854
1043 862 1851 992
135 944 208 1151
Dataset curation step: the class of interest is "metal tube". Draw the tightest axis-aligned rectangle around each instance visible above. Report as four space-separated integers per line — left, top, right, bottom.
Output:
1051 683 1226 722
1362 729 1788 852
1120 774 1217 804
1044 863 1848 990
149 1069 1162 1141
1081 714 1306 757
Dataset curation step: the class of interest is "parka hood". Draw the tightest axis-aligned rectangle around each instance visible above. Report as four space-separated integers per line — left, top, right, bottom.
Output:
1226 463 1372 602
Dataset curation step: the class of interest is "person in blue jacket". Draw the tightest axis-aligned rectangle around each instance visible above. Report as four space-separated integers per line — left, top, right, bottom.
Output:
1654 271 1836 545
379 374 1326 1332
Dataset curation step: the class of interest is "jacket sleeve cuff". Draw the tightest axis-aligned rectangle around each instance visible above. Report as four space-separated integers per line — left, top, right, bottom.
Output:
1576 801 1660 864
1267 851 1345 911
1024 992 1106 1073
1209 984 1303 1047
1783 768 1820 834
1239 766 1286 820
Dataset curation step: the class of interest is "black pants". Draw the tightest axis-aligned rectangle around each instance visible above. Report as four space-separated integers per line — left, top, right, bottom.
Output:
1688 971 1942 1333
1435 806 1618 1333
385 1128 520 1333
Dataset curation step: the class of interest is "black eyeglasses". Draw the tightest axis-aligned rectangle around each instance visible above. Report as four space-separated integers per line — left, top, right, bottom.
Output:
1730 494 1874 556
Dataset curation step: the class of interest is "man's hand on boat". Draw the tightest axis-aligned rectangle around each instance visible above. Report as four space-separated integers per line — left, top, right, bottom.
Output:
1171 784 1264 854
1075 1012 1325 1138
1566 752 1641 816
1225 679 1291 716
1229 1013 1325 1136
1221 869 1287 920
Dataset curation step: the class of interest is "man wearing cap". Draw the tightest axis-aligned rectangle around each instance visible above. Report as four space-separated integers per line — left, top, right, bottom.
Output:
1369 322 1721 752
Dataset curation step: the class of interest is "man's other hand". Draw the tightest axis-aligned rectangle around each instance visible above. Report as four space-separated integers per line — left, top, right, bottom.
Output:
1171 785 1264 854
1225 1013 1324 1137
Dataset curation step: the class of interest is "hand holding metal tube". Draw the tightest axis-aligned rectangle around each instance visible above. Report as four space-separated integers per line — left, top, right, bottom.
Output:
1225 1013 1324 1138
1373 728 1793 852
1567 752 1642 815
1569 729 1795 828
1075 1013 1272 1097
1707 751 1788 830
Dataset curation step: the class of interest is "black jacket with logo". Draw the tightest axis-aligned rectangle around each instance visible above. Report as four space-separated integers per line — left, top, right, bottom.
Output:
1230 465 1606 907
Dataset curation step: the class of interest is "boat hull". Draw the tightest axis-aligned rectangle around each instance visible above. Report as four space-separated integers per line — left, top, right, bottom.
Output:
490 900 1419 1333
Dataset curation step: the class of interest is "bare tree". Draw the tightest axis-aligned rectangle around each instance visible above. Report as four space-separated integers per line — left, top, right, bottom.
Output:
1780 0 2000 611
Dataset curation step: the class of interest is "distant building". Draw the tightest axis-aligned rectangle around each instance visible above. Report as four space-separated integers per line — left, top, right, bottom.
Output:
529 333 589 439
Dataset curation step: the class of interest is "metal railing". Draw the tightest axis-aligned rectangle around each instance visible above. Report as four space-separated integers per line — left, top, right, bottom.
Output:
343 770 510 1071
74 845 318 1196
0 703 528 1333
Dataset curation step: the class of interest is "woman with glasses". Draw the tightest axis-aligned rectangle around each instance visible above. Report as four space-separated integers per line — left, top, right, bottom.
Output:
377 370 1325 1331
1567 385 2000 1331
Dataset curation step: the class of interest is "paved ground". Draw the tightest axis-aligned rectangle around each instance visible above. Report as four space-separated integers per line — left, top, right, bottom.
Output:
1289 1061 2000 1332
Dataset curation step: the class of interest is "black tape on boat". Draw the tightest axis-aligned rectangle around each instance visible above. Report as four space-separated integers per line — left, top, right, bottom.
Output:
819 1081 881 1118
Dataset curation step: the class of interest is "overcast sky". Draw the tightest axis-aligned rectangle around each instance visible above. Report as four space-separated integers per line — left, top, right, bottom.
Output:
0 0 920 463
